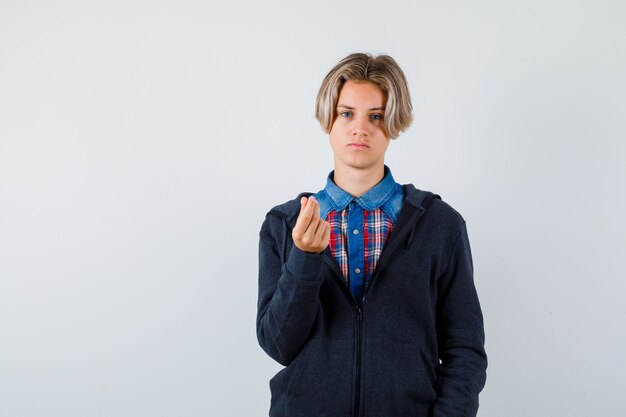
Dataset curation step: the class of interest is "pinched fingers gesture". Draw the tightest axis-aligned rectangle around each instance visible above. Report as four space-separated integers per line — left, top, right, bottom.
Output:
292 196 331 254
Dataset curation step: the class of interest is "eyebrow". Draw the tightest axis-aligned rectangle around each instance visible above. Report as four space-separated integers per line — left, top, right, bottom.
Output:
337 104 385 111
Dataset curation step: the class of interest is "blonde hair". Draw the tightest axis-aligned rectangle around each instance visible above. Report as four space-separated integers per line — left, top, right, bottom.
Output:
315 53 413 139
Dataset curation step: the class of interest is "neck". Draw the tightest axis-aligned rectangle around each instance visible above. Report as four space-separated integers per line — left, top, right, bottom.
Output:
332 164 386 198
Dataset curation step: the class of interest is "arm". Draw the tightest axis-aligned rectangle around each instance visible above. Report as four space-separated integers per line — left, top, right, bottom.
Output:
432 221 488 417
256 197 330 366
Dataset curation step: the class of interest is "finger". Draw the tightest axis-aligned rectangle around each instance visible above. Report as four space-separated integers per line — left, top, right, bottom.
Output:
308 199 324 236
310 220 330 252
312 218 328 242
303 196 320 223
294 196 316 234
321 221 331 247
299 200 323 244
314 197 321 221
307 199 322 230
309 217 324 239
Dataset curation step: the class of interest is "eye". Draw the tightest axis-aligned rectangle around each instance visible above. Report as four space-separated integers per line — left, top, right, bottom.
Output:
340 111 352 118
370 113 383 121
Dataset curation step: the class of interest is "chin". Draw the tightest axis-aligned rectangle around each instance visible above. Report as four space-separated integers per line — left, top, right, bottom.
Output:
344 161 377 171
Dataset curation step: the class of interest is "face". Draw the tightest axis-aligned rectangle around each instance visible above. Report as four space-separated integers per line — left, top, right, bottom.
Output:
329 80 390 174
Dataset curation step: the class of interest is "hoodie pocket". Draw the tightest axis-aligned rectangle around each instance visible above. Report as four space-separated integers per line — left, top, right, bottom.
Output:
362 340 437 415
285 347 310 397
269 346 310 400
270 339 353 417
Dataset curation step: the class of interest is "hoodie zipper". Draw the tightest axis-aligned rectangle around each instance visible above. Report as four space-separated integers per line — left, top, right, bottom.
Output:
354 306 363 417
319 207 428 417
321 257 364 417
352 202 430 416
345 210 363 417
345 266 364 417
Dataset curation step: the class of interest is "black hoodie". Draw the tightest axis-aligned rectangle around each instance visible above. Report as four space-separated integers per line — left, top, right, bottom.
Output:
257 183 487 417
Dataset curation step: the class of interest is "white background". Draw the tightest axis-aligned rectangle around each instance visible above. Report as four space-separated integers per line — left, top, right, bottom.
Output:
1 1 625 416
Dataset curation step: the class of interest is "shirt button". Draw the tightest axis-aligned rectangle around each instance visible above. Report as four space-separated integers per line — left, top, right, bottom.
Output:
353 229 359 235
355 268 361 274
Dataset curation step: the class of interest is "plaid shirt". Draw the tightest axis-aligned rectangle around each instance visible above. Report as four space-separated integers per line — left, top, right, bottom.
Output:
315 166 405 305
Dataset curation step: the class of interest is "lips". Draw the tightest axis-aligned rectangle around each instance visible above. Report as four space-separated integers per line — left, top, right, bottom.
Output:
348 142 370 149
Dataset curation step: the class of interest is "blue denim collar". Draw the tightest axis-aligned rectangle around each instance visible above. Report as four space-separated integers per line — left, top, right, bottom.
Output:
323 164 397 208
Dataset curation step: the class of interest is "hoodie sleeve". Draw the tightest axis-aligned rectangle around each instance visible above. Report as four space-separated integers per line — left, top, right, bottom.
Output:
432 220 488 417
256 212 325 366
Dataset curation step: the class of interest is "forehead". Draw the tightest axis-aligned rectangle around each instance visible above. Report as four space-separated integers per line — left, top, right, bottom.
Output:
337 80 386 108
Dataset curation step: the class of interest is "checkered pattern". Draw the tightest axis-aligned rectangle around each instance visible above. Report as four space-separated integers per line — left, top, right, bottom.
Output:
363 208 395 280
326 207 395 290
326 209 349 279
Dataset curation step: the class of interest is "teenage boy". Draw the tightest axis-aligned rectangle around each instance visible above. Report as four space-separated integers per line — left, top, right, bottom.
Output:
257 53 487 417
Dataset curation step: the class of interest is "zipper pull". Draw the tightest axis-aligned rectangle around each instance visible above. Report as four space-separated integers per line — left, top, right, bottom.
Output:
356 308 363 322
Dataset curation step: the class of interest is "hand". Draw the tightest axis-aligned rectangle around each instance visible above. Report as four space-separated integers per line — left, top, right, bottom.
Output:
292 196 331 254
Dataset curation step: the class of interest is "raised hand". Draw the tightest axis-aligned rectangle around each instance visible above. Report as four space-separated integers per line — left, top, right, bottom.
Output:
292 196 331 254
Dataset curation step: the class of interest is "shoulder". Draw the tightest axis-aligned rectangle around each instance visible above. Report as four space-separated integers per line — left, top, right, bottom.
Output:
402 183 466 231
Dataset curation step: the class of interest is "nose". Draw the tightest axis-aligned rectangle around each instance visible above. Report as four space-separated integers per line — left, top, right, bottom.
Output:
352 116 369 136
